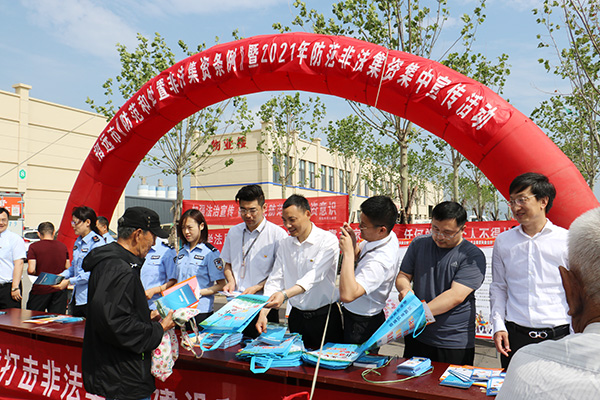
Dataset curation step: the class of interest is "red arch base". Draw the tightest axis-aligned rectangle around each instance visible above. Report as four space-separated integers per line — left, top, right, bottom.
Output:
57 33 598 246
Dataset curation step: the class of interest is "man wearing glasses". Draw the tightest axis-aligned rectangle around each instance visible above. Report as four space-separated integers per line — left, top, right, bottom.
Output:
339 196 400 344
490 172 569 369
222 184 287 337
396 201 486 365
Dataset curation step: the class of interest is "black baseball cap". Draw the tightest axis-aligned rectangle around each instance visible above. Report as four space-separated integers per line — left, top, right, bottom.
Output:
119 207 169 238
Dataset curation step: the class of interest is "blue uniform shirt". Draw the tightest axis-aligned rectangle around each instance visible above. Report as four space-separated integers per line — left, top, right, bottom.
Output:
102 232 115 244
61 230 104 306
177 242 225 313
141 238 177 310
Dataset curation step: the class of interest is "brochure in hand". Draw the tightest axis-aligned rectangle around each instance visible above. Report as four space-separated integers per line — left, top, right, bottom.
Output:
155 283 198 318
33 272 64 286
200 294 268 334
301 292 428 370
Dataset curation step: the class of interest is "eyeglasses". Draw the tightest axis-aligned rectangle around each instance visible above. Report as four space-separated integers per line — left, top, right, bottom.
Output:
507 194 535 207
431 225 462 240
71 219 82 227
359 223 383 231
239 208 259 216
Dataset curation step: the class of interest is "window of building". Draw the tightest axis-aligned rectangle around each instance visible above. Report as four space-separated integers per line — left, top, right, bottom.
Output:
364 177 369 197
356 176 361 196
299 160 306 186
321 165 327 191
339 169 346 193
285 155 293 186
273 153 280 183
329 167 335 191
308 162 315 189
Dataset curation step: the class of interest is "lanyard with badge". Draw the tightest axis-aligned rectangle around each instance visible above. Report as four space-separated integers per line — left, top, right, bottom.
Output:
240 228 262 279
356 235 392 265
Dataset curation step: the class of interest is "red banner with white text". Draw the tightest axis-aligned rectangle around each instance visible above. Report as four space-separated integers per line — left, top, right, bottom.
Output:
183 195 349 227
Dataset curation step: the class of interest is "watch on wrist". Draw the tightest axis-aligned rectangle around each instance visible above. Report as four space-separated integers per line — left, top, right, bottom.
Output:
280 290 288 302
11 287 19 292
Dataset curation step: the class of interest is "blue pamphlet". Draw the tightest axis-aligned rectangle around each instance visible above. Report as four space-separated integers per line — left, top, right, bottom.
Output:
155 283 197 317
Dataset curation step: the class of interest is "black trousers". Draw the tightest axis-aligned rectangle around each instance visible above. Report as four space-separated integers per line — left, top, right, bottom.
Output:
289 303 343 350
0 282 21 310
27 290 68 314
501 321 570 369
403 335 475 365
71 304 87 318
342 307 385 345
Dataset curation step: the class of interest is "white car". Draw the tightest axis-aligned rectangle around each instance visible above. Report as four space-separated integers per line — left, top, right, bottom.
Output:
22 228 40 252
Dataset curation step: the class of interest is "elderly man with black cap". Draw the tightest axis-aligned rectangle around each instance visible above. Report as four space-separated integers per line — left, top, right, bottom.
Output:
81 207 175 400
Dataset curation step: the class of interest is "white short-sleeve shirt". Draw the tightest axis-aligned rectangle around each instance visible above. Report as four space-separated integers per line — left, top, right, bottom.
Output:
221 218 287 292
0 229 26 284
264 224 339 311
343 231 400 316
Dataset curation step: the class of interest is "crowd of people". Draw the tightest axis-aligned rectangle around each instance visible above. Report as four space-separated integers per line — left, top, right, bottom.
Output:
0 171 598 399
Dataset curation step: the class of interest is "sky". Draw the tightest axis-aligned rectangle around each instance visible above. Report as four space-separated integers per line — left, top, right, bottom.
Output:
0 0 570 198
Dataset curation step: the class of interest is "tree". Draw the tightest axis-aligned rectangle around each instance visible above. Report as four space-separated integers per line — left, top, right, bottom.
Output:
326 115 373 220
257 93 326 198
87 33 252 238
438 51 510 201
274 0 492 222
532 0 600 189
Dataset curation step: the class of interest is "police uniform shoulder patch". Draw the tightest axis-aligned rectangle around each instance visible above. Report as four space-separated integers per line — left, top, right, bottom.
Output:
92 235 101 243
205 243 218 252
214 257 224 270
73 245 78 251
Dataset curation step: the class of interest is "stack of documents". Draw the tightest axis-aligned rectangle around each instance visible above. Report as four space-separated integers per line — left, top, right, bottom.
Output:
395 357 432 376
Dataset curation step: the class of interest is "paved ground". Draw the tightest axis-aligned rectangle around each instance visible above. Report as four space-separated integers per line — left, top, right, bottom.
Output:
213 295 502 369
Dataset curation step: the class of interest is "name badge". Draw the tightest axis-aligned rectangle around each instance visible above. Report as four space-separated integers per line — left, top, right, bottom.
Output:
82 248 89 253
151 255 160 260
194 255 204 260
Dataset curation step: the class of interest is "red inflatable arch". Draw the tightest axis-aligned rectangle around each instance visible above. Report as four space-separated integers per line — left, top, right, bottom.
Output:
58 33 598 245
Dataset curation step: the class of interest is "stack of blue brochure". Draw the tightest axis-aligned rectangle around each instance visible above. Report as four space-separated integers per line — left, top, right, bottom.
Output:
236 329 304 373
395 357 432 376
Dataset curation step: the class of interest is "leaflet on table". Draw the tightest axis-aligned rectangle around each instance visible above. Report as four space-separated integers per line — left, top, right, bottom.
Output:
23 315 85 324
33 272 64 286
256 324 287 345
353 354 389 368
395 357 432 376
486 376 504 396
162 275 200 298
155 283 198 318
200 294 268 333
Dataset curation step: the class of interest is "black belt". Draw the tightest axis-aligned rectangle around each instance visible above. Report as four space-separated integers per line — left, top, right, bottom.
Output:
293 303 337 319
507 321 570 339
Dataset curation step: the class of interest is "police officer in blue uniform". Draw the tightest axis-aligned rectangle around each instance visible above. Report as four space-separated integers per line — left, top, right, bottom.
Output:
141 237 177 310
58 206 104 317
177 209 225 323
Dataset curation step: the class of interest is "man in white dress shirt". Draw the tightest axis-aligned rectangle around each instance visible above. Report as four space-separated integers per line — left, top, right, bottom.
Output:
222 184 287 337
256 194 343 349
498 207 600 399
339 196 400 344
0 207 26 309
490 172 570 369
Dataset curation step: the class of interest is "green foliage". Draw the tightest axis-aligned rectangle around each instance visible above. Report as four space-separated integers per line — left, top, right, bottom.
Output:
87 32 252 231
273 0 497 221
256 93 326 197
532 0 600 189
